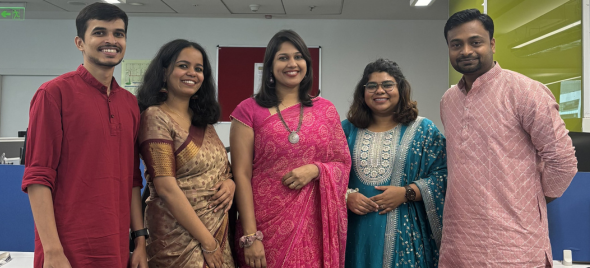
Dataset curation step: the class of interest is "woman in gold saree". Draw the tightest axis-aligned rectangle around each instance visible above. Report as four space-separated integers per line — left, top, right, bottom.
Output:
136 39 235 268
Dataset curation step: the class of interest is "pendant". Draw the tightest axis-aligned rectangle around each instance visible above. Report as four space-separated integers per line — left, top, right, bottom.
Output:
288 131 300 144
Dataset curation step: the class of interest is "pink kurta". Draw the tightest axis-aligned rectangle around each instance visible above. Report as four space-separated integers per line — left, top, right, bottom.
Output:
439 63 577 267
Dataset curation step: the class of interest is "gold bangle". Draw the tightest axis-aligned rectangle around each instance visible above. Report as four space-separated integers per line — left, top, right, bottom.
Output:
244 232 258 238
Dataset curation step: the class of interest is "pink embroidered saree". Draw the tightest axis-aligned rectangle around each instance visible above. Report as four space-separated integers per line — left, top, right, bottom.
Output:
231 97 351 268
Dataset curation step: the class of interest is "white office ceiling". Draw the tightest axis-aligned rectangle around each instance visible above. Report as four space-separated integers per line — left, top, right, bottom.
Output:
0 0 449 20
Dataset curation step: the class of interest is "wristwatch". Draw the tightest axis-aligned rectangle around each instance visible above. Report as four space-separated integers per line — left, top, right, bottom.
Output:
130 228 149 241
404 184 416 202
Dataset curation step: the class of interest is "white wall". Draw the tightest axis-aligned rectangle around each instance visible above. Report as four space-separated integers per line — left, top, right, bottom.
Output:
1 76 57 137
0 17 449 144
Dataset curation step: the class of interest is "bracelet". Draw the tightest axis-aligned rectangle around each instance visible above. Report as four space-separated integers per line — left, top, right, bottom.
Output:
243 232 258 238
201 239 219 254
239 230 264 248
345 188 359 201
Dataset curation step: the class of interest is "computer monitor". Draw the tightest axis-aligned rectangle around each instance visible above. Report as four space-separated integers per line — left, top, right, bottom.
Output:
568 131 590 172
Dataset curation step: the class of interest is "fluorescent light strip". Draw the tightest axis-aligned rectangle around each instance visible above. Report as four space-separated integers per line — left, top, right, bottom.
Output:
104 0 120 3
414 0 433 6
513 21 581 49
544 76 581 86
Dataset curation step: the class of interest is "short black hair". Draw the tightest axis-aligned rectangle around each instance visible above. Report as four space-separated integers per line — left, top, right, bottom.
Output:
76 2 128 41
254 30 315 108
444 9 494 43
137 39 220 127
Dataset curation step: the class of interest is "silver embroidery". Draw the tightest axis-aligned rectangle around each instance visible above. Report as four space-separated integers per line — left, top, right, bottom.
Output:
353 127 400 186
383 117 424 268
414 179 443 249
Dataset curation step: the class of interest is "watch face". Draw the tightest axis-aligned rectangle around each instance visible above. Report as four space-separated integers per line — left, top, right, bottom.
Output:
406 186 416 201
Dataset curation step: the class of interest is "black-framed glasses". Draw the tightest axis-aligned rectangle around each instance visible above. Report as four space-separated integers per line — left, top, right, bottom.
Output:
364 81 397 93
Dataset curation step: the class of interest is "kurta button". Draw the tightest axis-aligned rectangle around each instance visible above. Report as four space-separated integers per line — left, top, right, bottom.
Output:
110 115 114 118
108 99 111 102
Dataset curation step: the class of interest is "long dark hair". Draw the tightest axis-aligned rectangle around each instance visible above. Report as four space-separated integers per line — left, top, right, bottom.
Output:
255 30 315 108
136 39 220 127
347 59 418 129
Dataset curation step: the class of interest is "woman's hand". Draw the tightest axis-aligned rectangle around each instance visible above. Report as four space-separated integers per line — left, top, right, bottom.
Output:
244 240 267 268
282 164 319 190
370 186 407 214
347 192 379 215
209 179 236 213
202 238 223 268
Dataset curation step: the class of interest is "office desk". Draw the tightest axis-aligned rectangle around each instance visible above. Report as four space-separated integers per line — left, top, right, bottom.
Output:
0 252 33 268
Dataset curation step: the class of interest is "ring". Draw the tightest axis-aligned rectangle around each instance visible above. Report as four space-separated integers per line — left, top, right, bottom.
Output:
290 182 295 186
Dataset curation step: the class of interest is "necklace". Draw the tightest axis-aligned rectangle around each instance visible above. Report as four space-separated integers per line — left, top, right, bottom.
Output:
164 102 191 122
275 104 303 144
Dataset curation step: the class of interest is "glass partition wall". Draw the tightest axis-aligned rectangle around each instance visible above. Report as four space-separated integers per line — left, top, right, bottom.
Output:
449 0 584 131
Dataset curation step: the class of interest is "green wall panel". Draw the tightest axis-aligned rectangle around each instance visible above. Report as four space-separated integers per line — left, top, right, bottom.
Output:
448 0 485 87
448 0 583 131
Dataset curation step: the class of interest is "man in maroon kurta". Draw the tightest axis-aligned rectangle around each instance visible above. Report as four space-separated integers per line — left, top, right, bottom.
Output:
21 3 148 268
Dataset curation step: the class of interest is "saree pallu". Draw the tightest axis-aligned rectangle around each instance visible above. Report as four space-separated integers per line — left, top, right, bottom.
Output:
230 97 351 268
342 117 447 268
139 106 235 268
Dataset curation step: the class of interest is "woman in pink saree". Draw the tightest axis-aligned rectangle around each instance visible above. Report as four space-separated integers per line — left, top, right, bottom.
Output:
229 30 351 268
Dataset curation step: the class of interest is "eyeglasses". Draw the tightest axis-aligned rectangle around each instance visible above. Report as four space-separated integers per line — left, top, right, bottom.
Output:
364 81 397 93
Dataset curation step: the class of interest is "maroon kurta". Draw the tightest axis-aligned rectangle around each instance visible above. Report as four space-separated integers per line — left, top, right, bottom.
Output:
22 65 143 268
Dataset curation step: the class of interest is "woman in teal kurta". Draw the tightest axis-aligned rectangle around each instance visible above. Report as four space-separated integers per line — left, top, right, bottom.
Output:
343 59 447 268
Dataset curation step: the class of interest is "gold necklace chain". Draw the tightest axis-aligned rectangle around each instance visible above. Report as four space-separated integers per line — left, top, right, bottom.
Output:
164 102 191 122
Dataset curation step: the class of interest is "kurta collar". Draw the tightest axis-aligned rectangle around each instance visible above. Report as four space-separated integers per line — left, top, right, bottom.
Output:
76 64 121 94
457 61 502 94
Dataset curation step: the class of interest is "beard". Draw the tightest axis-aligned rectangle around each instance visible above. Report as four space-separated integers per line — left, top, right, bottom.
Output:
452 57 482 74
88 55 123 68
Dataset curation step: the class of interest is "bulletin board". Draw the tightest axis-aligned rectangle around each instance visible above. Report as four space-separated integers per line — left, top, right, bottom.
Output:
216 46 321 122
121 59 150 95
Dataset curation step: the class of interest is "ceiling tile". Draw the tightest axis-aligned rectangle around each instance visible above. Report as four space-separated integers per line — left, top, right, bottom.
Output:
283 0 342 15
221 0 285 14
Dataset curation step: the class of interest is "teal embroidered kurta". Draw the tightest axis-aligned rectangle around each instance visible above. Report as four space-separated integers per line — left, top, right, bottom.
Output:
343 117 447 268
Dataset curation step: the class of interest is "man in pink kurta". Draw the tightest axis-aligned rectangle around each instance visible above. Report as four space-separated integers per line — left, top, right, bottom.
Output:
439 9 577 267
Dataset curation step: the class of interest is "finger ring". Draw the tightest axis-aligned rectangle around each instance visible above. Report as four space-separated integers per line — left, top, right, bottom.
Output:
290 182 295 186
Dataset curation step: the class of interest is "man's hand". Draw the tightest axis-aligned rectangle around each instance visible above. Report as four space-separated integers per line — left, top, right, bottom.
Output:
43 249 72 268
129 237 148 268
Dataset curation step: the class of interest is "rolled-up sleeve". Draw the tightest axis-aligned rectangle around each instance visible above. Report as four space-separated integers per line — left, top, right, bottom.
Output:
22 87 63 192
519 82 578 198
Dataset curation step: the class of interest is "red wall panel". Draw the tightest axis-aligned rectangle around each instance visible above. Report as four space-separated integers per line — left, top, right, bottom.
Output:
217 46 320 121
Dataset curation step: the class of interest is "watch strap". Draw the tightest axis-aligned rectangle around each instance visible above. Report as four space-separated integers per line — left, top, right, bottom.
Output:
131 228 149 240
404 184 416 202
